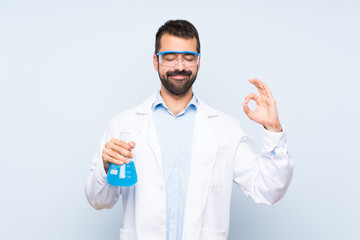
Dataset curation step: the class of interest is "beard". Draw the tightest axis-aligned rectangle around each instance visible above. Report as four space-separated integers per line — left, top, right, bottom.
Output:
158 68 198 96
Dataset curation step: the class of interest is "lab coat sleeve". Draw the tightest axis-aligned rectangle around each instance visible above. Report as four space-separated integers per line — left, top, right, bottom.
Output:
85 122 122 210
233 126 294 205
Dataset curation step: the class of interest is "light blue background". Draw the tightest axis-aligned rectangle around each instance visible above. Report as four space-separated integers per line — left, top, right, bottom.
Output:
1 0 359 239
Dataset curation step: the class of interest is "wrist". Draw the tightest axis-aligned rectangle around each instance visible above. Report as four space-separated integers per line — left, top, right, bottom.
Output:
264 123 282 132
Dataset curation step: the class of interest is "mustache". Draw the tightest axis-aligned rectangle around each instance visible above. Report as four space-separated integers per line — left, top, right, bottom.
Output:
167 70 192 77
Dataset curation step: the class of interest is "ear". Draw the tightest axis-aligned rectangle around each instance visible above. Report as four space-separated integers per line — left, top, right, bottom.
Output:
153 53 159 72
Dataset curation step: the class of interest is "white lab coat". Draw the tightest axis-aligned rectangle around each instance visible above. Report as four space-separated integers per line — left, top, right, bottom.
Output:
85 93 294 240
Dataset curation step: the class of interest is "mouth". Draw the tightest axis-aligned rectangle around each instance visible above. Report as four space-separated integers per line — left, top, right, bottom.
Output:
167 70 192 81
170 75 188 80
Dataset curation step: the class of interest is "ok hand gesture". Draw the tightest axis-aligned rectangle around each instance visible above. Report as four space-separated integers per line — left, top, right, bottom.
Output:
243 78 282 132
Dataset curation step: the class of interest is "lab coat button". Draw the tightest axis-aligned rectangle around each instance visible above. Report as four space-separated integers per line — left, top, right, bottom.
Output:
271 149 276 156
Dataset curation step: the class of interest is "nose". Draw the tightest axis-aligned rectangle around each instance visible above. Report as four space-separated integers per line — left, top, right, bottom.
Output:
174 57 185 71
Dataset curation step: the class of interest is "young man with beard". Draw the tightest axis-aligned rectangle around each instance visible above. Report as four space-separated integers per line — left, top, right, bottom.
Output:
85 20 294 240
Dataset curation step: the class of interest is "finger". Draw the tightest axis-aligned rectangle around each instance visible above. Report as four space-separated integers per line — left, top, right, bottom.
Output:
242 101 253 119
109 138 132 151
262 82 274 100
103 148 130 163
106 141 133 159
103 148 128 163
102 153 125 165
248 78 256 84
250 78 267 96
128 141 136 149
244 93 259 105
117 146 133 159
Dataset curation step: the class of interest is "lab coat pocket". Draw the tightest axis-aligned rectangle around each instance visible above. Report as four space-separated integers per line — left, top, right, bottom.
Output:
200 228 226 240
212 150 231 191
119 228 135 240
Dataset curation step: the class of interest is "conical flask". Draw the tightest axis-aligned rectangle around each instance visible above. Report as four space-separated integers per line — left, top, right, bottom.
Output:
107 132 137 187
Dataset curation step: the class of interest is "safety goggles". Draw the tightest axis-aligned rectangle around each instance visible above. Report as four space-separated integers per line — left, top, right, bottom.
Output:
157 51 200 68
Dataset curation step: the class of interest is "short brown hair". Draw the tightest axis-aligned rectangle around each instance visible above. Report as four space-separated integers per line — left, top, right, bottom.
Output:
155 19 200 54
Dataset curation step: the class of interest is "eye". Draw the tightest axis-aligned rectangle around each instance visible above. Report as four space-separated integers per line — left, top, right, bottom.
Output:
163 54 176 61
184 54 196 61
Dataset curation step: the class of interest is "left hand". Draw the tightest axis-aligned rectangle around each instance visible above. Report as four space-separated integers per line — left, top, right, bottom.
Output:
243 78 282 132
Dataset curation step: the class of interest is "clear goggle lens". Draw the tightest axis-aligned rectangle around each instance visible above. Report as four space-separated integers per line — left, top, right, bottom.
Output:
157 51 200 68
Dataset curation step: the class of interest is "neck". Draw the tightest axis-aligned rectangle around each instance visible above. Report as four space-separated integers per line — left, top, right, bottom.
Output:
160 86 193 116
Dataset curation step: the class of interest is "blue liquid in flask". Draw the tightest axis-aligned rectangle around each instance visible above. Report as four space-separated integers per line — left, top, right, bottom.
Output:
107 161 137 187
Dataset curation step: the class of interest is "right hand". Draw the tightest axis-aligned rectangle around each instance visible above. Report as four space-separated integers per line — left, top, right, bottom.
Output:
102 138 135 173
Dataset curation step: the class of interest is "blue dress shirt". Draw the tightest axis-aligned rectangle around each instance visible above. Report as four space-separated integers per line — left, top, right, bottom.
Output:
152 91 197 240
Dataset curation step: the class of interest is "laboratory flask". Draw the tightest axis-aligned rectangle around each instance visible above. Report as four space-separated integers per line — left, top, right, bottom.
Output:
107 132 137 187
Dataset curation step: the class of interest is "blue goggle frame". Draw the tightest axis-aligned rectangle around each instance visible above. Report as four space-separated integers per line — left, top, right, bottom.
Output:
156 51 200 56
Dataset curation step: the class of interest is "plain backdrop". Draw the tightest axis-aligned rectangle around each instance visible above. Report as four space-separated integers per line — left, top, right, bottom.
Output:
1 0 359 239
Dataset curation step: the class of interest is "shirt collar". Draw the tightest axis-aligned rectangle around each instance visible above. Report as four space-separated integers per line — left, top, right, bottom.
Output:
152 90 198 113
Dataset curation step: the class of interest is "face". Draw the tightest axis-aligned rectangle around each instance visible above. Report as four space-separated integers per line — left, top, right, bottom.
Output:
153 34 200 96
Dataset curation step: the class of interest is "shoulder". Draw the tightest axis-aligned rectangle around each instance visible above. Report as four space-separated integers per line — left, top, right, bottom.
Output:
198 98 247 148
108 93 156 129
198 98 242 129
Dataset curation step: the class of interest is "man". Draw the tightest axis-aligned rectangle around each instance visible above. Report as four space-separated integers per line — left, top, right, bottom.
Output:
85 20 294 240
